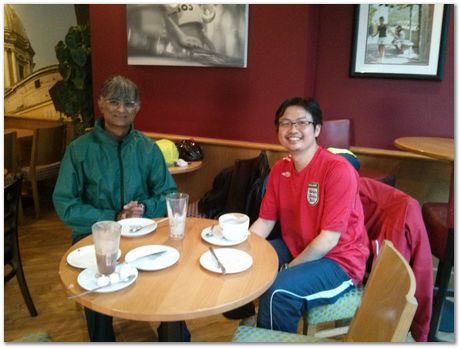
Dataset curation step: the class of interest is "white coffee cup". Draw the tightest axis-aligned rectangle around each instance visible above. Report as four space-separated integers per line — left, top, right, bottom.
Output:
218 213 249 241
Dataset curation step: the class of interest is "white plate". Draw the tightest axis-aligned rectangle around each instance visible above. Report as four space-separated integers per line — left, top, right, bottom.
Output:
124 245 180 271
67 245 122 269
200 248 253 274
201 226 249 246
119 218 157 237
77 264 138 293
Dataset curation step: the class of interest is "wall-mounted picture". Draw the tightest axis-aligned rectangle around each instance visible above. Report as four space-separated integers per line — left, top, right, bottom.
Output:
127 4 248 68
350 4 450 80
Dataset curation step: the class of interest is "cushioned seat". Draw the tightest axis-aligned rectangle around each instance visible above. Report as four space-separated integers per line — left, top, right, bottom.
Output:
233 325 329 343
305 285 363 326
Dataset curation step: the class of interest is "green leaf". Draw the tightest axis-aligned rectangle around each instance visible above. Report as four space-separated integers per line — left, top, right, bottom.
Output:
65 27 82 49
55 41 69 62
59 62 72 81
70 47 88 67
72 69 86 90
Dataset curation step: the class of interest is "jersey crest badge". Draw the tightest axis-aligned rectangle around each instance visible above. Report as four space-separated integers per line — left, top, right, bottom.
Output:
281 171 291 178
307 182 319 205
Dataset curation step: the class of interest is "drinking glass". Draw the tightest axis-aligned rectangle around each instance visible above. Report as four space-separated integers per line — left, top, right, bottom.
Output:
92 221 121 275
166 192 189 240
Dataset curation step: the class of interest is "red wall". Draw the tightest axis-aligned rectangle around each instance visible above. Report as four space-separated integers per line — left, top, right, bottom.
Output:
90 4 453 149
90 4 318 145
314 5 454 148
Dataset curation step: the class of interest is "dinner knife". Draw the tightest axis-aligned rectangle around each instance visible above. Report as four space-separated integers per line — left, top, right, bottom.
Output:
128 249 168 263
209 247 226 275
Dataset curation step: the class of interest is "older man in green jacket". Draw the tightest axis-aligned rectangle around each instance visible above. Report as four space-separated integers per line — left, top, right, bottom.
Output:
53 75 188 342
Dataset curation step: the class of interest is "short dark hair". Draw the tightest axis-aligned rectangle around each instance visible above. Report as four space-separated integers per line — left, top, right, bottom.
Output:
274 96 323 128
99 75 140 103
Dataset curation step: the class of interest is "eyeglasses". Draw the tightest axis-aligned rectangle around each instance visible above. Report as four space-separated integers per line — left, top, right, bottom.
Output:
278 119 314 130
105 99 138 112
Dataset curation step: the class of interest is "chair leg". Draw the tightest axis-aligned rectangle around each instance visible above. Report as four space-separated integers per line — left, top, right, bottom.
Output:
428 260 452 341
429 229 454 342
14 253 38 316
18 197 24 225
31 179 40 218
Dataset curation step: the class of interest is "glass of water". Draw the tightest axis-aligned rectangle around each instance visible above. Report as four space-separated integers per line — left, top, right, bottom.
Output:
166 192 189 240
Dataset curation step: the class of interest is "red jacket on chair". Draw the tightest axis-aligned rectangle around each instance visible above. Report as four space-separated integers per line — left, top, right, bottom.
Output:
359 177 433 342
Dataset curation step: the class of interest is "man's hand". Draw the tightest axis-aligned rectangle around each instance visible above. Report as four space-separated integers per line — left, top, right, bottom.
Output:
116 201 145 220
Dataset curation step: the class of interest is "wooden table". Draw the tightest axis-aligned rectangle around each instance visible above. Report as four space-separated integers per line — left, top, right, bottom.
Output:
394 137 453 162
168 161 202 175
59 217 278 341
394 136 454 219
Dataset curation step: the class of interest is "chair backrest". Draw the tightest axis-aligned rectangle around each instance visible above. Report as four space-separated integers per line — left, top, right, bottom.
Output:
317 119 351 149
345 240 417 342
4 131 18 174
31 124 67 167
4 174 22 240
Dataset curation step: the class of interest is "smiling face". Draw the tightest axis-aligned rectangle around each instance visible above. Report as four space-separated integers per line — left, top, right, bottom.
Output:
98 96 140 138
277 105 321 156
97 76 141 139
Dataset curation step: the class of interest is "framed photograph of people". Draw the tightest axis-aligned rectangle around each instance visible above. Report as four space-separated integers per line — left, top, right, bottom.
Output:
350 4 451 80
126 4 248 68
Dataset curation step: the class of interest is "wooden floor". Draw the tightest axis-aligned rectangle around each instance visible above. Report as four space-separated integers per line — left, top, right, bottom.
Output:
3 187 240 342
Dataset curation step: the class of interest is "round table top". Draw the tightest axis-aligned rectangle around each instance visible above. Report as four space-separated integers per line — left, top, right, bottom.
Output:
394 137 454 162
168 161 202 175
59 217 278 322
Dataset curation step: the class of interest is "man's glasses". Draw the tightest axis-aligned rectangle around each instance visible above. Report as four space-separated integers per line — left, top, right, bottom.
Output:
106 99 138 112
278 119 314 130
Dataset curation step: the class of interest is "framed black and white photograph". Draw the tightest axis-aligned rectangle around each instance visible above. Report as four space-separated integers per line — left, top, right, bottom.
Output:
350 4 450 80
127 4 248 68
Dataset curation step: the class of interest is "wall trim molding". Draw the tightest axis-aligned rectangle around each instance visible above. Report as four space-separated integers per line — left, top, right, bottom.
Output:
143 131 436 161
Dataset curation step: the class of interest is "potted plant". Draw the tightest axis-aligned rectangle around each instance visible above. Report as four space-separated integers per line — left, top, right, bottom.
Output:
50 24 93 138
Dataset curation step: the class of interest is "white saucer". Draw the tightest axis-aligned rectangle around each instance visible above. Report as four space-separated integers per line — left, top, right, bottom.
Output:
119 218 157 237
67 245 122 269
200 248 253 274
77 264 138 293
201 226 249 246
124 245 180 271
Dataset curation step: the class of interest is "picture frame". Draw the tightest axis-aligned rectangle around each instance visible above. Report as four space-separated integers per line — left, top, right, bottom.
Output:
126 4 249 68
350 4 451 80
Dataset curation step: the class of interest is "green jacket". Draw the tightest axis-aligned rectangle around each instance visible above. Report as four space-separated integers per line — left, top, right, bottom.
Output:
53 119 177 240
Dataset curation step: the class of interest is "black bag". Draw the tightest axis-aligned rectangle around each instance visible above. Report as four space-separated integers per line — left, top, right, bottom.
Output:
176 139 203 161
198 151 270 221
198 166 233 219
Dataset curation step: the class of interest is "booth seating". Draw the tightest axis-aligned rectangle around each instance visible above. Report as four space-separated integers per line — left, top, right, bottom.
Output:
318 119 396 186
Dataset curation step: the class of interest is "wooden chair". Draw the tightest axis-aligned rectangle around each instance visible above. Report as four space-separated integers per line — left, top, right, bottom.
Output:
318 119 396 186
422 170 454 341
232 240 418 342
304 177 432 341
4 174 38 316
21 124 67 218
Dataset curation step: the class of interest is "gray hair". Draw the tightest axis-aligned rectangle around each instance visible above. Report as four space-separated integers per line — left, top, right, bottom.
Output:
99 75 140 103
